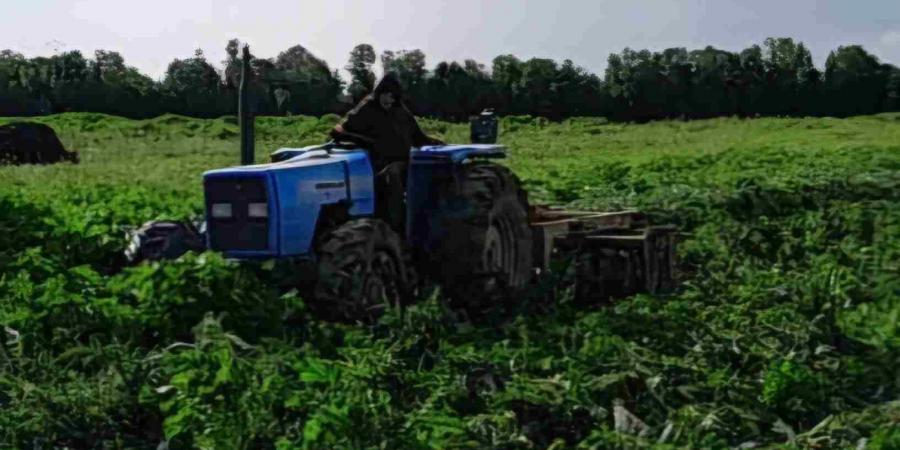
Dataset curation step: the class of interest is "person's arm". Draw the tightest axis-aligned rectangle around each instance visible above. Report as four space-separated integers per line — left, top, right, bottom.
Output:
331 123 374 145
332 96 378 145
404 104 445 147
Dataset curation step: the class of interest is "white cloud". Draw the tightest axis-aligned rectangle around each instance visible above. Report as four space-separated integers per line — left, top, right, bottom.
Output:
882 31 900 47
227 5 240 21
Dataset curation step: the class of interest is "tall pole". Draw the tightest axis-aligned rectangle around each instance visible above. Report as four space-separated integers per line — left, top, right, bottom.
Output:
239 45 255 165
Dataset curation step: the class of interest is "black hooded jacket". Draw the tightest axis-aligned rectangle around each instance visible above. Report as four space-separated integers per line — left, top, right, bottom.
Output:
331 73 441 168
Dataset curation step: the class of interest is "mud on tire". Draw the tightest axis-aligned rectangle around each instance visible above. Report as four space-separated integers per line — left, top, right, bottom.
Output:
311 218 416 323
430 162 533 311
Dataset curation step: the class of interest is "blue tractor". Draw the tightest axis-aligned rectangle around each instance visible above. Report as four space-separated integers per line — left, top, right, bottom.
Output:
126 133 677 322
127 139 535 321
126 48 676 322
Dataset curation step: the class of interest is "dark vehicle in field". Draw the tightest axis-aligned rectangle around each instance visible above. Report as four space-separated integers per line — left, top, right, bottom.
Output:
0 122 78 165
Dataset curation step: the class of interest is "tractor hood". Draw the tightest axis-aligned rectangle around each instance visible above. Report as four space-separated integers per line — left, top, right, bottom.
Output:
271 143 508 164
412 144 506 163
202 148 374 258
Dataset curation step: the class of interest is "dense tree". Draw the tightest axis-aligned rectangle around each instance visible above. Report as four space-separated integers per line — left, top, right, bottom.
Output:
0 37 897 121
824 45 891 116
0 51 40 115
275 45 329 73
50 51 88 85
345 44 377 103
164 49 220 96
555 59 606 117
220 39 269 114
886 69 900 111
688 46 740 118
162 49 224 117
381 50 427 86
758 38 818 114
491 54 524 113
658 48 692 117
517 58 559 117
92 50 125 81
606 48 671 120
223 39 242 89
423 59 496 119
599 39 898 121
269 44 344 115
735 45 766 116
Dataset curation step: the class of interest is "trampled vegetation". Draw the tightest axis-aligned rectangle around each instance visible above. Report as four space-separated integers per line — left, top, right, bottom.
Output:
0 112 898 448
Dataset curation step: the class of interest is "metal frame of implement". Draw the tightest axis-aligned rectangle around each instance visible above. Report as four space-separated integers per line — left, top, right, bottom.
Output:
529 206 677 303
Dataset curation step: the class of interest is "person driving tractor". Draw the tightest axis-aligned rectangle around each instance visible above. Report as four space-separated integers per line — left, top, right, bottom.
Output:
331 72 444 230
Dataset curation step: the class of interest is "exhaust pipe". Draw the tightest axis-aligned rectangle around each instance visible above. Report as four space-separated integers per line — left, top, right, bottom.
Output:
239 45 255 165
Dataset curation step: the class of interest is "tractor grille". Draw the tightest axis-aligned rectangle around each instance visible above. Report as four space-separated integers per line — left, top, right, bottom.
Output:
204 177 269 251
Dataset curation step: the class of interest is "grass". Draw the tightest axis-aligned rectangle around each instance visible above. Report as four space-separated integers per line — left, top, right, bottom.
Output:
0 112 898 449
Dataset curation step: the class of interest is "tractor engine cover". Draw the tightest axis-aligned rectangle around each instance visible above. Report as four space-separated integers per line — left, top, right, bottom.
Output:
202 147 374 258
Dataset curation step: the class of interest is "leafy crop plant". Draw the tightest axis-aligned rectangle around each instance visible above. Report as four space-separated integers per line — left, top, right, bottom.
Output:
0 112 898 449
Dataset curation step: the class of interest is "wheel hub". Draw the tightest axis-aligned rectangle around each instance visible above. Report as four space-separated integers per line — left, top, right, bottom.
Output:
484 225 503 272
362 250 400 311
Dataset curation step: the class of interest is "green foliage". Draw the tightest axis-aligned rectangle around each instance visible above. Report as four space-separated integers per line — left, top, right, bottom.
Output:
345 44 378 103
0 113 898 448
3 37 899 121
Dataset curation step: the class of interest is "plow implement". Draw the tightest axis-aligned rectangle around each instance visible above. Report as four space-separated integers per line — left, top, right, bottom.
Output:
529 206 678 303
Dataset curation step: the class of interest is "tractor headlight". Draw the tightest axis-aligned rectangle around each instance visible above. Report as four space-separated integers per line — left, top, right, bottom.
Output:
211 203 233 219
248 202 268 218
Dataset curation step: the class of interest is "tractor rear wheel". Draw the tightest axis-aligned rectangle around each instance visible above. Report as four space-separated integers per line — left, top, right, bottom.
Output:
311 218 415 323
430 162 533 311
125 220 206 264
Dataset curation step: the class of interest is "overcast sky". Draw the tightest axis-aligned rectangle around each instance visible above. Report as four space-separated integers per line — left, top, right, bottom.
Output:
4 0 899 80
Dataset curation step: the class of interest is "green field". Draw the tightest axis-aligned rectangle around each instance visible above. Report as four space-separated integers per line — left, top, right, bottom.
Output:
1 112 898 449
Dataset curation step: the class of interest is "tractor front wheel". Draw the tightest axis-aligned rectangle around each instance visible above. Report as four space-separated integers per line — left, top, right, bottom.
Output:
311 218 415 323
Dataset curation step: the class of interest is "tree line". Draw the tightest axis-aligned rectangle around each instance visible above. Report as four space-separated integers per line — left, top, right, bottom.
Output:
1 37 898 121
